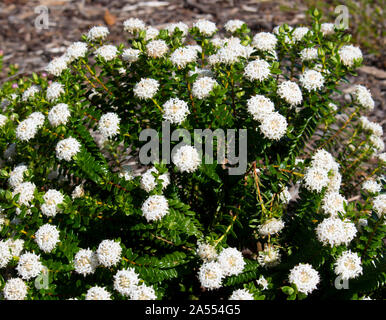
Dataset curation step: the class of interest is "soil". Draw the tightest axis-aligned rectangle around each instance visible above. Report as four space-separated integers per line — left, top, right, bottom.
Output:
0 0 385 126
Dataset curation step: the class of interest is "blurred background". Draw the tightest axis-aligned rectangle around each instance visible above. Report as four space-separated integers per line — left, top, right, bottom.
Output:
0 0 384 121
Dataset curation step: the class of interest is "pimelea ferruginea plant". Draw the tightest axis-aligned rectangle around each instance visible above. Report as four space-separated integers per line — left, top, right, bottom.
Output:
0 10 384 300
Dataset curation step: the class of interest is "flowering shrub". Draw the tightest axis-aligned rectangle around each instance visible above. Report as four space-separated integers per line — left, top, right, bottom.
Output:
0 10 385 300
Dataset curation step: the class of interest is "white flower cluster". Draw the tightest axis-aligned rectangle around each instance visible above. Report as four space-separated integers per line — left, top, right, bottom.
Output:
95 45 118 62
98 112 120 139
65 41 88 63
41 189 64 217
277 80 303 107
97 239 122 267
193 19 217 36
252 32 278 51
74 248 99 276
2 278 28 300
322 192 347 216
46 56 68 77
122 48 141 63
146 40 169 59
134 78 159 100
16 112 45 142
362 180 382 194
244 59 271 82
338 45 363 67
288 263 320 295
170 47 198 68
166 22 189 37
258 218 285 236
85 286 112 300
299 69 325 92
373 194 386 218
354 85 375 110
8 164 28 188
192 76 218 99
55 137 81 161
300 47 318 61
0 114 8 128
22 85 40 101
141 195 169 222
34 224 60 253
172 145 201 173
87 26 109 41
123 18 146 35
224 19 245 33
162 98 190 124
140 167 170 193
229 288 254 300
48 103 71 127
258 245 281 268
16 252 43 280
279 186 292 204
196 242 217 262
316 217 357 247
304 149 340 193
12 181 36 206
0 240 12 268
334 250 363 280
198 247 245 290
46 82 64 102
6 238 24 257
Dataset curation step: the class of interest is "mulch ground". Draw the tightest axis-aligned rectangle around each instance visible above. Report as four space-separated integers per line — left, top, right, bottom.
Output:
0 0 385 128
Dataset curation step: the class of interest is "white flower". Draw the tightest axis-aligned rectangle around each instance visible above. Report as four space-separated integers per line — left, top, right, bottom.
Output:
334 250 363 280
56 137 81 161
98 112 120 139
119 168 134 181
244 59 271 82
5 239 24 257
369 135 385 152
141 195 169 222
170 47 198 68
65 41 87 63
12 182 36 206
41 189 64 217
172 145 201 173
224 20 245 33
16 252 43 280
192 77 217 99
300 47 318 61
146 40 168 59
258 218 285 236
217 247 245 276
198 261 224 290
22 85 40 101
279 187 292 204
259 112 287 140
339 45 363 67
277 81 302 106
95 45 117 62
373 194 386 218
321 23 335 36
133 78 159 100
216 39 252 64
322 192 347 216
229 288 254 300
85 286 111 300
256 275 269 290
130 284 157 300
289 263 320 295
162 98 190 124
377 153 386 163
97 239 122 267
34 224 60 253
16 118 39 141
304 167 329 193
193 19 217 36
299 69 325 91
0 240 12 268
354 85 374 110
145 26 159 41
140 167 170 192
311 149 335 171
247 95 275 122
196 242 217 262
9 164 28 188
316 217 357 247
3 278 28 300
48 103 71 127
362 180 382 194
292 27 311 41
0 114 7 128
46 56 68 77
0 214 5 232
165 22 189 37
87 26 109 41
74 248 99 276
123 18 146 35
122 48 141 63
113 268 140 296
252 32 278 51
